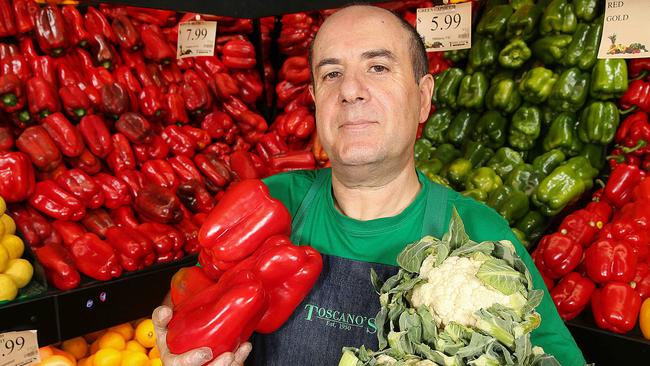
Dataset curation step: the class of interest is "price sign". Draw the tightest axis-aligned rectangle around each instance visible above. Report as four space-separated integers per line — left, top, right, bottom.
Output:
0 330 39 366
416 2 472 52
177 21 217 59
598 0 650 59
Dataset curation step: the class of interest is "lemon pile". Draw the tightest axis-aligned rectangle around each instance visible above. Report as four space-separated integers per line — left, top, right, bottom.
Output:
0 196 34 302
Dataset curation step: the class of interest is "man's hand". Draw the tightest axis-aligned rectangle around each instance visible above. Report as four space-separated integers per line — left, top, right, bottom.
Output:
152 305 252 366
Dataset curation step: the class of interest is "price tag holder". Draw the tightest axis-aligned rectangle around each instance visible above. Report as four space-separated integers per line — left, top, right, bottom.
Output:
598 0 650 59
416 2 472 52
0 330 39 366
177 21 217 59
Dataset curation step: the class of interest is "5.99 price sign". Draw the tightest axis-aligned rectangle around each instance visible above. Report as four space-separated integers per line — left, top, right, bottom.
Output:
0 330 39 366
417 2 472 52
177 21 218 59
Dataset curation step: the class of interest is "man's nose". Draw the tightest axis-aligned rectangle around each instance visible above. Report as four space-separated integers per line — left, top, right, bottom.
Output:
339 72 369 104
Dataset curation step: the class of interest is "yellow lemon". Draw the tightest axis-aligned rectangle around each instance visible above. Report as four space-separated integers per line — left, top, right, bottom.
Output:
78 357 90 366
149 358 162 366
3 258 33 288
121 350 150 366
147 346 159 359
1 214 15 235
0 244 9 272
42 354 75 365
109 323 134 342
62 336 89 360
0 273 17 301
1 235 24 260
134 320 155 348
85 355 95 366
98 331 126 351
0 196 5 216
90 339 100 355
94 348 122 366
85 330 106 344
125 341 146 354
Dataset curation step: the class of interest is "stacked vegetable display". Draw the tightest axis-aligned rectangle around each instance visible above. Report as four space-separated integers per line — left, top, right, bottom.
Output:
415 0 625 248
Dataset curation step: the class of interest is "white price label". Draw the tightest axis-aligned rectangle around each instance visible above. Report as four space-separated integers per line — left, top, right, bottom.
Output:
416 2 472 52
598 0 650 59
0 330 39 366
177 21 217 59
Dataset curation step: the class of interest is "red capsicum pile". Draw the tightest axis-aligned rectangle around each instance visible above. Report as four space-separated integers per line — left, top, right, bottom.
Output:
167 179 322 360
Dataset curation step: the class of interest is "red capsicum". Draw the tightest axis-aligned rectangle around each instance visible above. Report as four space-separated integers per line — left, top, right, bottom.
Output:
0 127 13 152
275 106 315 140
162 125 197 157
197 247 225 280
176 180 215 214
91 34 117 70
279 56 310 84
170 266 216 308
0 152 35 203
41 112 84 158
81 208 115 238
112 15 140 52
106 133 136 173
550 272 596 321
26 77 60 120
84 6 116 44
0 74 26 113
61 5 90 48
12 0 38 34
105 226 155 271
68 148 101 176
620 79 650 113
604 164 646 207
633 263 650 301
592 282 642 334
55 169 104 210
69 232 123 280
202 111 234 139
222 39 256 69
134 185 183 224
114 66 142 94
16 125 62 172
116 169 145 199
28 180 86 221
209 72 240 101
120 48 145 69
169 155 204 185
34 241 80 290
182 69 212 116
8 204 56 247
79 115 113 158
532 233 583 279
233 70 263 105
193 153 232 190
59 85 91 119
163 90 189 125
141 24 174 64
101 82 129 119
269 151 316 174
629 58 650 79
558 205 608 248
159 63 183 85
35 5 68 57
138 222 184 256
256 132 289 163
133 135 170 163
175 216 200 254
139 85 164 118
181 126 210 150
584 239 637 284
116 112 153 145
615 111 650 155
167 269 267 357
0 44 31 82
141 159 178 190
199 179 291 262
110 205 140 229
193 56 225 80
125 6 174 26
275 80 307 108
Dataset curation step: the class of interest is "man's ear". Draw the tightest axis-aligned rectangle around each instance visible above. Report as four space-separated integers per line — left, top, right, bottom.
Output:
418 74 434 124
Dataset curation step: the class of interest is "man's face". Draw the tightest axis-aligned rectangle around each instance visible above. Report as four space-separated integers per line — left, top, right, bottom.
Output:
310 7 432 168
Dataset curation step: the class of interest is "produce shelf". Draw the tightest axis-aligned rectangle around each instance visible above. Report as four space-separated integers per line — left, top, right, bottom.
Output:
0 255 197 346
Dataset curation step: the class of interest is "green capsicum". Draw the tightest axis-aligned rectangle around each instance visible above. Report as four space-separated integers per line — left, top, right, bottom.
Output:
472 110 508 148
414 138 434 161
444 50 469 64
467 37 498 74
417 158 444 178
506 4 544 41
444 158 473 189
578 101 620 145
577 20 602 71
532 156 598 216
509 105 541 150
465 166 503 195
510 0 535 10
486 77 522 114
428 174 451 188
487 147 524 179
579 143 606 171
512 228 530 249
515 210 548 245
574 0 600 22
518 67 558 104
540 0 577 35
532 35 573 65
562 23 590 69
476 4 514 41
423 108 454 145
548 68 590 113
463 140 495 168
506 163 544 197
456 72 488 110
446 110 477 147
432 143 461 165
462 188 488 202
543 113 584 156
540 104 559 126
432 68 464 108
590 59 628 100
532 149 566 176
487 185 529 224
498 39 532 69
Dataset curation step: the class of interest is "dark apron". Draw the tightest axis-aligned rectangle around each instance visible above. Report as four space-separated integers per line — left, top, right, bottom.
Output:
248 171 448 365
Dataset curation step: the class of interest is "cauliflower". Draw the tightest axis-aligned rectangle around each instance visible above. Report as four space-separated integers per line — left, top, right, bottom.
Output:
410 256 512 328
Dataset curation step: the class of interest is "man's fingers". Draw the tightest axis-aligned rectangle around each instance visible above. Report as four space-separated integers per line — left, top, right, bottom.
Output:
209 351 234 366
152 305 172 328
171 347 214 366
233 342 252 364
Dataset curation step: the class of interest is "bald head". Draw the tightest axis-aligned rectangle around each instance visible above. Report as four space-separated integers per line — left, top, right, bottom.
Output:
309 5 428 84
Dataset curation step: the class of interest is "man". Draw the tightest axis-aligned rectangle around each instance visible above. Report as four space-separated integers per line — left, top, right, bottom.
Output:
153 5 586 366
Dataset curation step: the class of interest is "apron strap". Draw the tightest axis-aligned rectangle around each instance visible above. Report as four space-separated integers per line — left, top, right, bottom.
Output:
290 169 330 243
420 181 449 238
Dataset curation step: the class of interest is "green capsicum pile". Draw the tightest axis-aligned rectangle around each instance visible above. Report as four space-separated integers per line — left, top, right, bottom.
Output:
416 0 626 249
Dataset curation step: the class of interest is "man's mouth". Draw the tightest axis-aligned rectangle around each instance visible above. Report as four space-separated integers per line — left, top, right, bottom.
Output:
339 120 378 129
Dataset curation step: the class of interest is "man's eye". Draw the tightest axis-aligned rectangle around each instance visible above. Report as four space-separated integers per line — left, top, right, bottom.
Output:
323 71 341 80
370 65 388 73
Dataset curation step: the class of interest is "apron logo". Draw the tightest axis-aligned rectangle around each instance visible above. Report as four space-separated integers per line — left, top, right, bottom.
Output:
303 304 376 334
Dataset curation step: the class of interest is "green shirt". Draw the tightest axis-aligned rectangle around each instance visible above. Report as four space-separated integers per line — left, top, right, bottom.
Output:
263 168 585 366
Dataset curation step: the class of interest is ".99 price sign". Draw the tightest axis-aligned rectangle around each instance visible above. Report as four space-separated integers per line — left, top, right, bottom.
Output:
177 20 218 59
0 330 39 366
416 2 472 52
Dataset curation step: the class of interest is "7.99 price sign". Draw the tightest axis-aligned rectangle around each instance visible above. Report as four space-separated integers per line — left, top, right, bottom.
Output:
0 330 39 366
177 21 217 59
417 2 472 52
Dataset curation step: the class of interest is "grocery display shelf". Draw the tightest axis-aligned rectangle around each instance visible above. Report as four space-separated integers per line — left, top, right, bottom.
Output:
0 255 197 346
